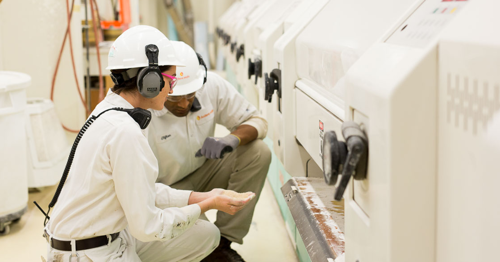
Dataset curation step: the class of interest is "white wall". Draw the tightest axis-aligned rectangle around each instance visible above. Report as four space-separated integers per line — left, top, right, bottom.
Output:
192 0 234 67
139 0 170 37
0 0 86 131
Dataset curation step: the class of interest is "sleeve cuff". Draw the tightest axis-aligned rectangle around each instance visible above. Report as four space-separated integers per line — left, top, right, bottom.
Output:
240 116 268 139
169 189 193 207
180 204 202 223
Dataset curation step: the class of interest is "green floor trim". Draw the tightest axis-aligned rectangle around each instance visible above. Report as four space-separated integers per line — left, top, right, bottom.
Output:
224 62 241 93
296 227 313 262
263 137 312 262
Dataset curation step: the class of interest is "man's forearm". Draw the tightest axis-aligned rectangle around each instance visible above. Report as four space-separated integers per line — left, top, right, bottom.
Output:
231 124 258 146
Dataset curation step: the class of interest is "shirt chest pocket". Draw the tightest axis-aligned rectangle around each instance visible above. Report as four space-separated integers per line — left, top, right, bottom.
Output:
194 109 215 126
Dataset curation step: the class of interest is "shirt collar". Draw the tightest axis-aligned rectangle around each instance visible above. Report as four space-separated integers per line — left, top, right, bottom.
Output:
190 97 202 112
105 92 135 109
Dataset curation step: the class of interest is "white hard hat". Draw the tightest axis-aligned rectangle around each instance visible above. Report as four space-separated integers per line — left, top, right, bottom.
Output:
107 25 185 70
169 41 207 96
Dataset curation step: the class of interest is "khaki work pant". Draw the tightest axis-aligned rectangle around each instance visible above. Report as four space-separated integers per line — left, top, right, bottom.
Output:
45 220 219 262
170 139 271 244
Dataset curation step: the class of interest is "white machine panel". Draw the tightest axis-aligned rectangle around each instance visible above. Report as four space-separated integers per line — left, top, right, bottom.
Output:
295 87 343 170
272 0 419 177
386 0 469 48
295 0 421 112
343 0 471 261
437 1 500 261
238 0 297 106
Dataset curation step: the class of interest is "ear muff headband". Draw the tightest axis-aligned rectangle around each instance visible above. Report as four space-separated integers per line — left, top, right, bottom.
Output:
196 53 208 85
136 44 165 98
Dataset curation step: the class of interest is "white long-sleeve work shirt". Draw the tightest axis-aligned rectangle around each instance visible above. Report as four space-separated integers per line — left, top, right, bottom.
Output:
148 72 268 185
48 93 200 242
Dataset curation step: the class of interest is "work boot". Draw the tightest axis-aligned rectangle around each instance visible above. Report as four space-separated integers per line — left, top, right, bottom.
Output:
202 236 246 262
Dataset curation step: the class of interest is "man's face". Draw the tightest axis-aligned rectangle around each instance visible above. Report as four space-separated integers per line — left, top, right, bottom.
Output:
164 92 196 117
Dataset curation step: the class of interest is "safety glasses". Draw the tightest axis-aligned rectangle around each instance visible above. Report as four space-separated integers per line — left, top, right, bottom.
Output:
161 73 177 91
166 92 196 102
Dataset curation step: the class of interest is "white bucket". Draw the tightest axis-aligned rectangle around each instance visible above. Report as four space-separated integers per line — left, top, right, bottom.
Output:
0 71 30 223
26 98 70 188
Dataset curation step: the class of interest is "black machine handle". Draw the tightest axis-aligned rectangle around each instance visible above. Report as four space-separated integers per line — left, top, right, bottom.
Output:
236 44 245 62
223 33 231 46
248 59 255 80
335 122 368 201
264 69 281 102
321 122 369 201
322 131 347 186
254 59 262 84
230 42 237 54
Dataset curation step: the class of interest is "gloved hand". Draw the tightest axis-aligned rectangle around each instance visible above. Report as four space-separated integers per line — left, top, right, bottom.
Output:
195 134 240 159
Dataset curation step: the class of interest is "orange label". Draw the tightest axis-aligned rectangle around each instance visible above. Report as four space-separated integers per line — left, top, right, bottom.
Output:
180 72 184 76
197 109 214 120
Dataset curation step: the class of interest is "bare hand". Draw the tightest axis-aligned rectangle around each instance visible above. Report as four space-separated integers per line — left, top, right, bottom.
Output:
210 189 255 215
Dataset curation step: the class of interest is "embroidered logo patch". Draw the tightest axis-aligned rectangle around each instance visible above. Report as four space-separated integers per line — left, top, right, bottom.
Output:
197 109 214 120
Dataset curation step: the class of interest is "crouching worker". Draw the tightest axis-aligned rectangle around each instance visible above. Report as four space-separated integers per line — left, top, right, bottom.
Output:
40 25 254 262
147 41 271 262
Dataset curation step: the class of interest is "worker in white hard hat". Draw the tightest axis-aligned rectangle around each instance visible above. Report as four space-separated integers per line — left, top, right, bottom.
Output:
148 41 270 262
43 25 254 262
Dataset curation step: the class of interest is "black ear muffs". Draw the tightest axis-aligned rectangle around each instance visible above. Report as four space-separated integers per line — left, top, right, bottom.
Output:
196 53 208 85
137 44 165 98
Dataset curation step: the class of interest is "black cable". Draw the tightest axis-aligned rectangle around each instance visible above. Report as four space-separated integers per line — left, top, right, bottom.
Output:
41 108 126 226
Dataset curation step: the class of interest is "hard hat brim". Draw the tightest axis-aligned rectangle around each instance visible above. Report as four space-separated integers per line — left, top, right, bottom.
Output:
169 70 205 96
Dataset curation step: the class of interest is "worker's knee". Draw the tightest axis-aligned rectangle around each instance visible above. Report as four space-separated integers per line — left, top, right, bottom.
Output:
194 220 220 254
244 139 272 168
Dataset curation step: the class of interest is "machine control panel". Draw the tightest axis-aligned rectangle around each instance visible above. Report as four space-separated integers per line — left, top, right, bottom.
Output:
386 0 469 48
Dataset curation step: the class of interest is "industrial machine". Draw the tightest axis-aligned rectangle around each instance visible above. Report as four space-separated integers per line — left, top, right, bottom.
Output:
436 1 500 260
217 0 500 261
216 0 266 80
235 0 297 107
238 0 317 122
0 71 30 235
339 0 498 261
269 0 420 177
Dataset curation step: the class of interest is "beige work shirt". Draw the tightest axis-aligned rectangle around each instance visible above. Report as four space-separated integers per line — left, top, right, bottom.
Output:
148 72 268 185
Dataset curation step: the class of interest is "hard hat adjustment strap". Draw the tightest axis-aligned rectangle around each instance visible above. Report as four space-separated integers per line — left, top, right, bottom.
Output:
111 68 139 85
196 53 207 84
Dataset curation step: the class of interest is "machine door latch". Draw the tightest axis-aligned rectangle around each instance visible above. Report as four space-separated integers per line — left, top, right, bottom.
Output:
236 44 245 62
322 131 348 186
283 185 299 202
230 42 237 53
223 34 231 46
254 59 262 84
248 59 255 80
216 27 223 38
322 122 369 201
264 68 281 102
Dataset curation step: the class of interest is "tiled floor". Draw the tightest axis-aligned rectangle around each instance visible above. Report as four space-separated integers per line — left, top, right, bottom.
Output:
0 126 298 262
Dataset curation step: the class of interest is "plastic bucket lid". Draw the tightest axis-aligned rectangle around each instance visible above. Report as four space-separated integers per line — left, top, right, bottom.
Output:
0 71 31 93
